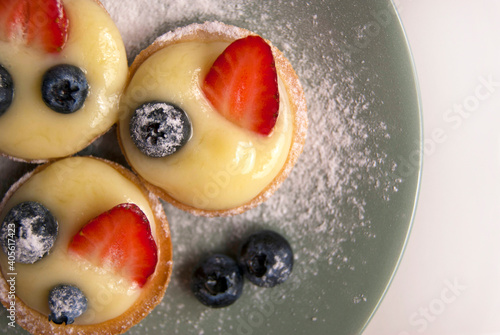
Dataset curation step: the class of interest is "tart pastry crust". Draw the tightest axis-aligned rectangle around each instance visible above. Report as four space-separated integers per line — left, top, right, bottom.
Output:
119 21 308 217
0 157 173 334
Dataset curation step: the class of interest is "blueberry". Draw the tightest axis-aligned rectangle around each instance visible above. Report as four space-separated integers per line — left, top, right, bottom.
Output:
41 64 88 114
130 101 192 158
48 284 88 325
239 230 293 288
0 64 14 116
0 201 58 264
191 254 244 308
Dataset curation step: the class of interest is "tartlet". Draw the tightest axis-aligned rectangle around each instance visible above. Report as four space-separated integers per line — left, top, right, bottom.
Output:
0 0 128 162
0 156 172 334
118 21 308 217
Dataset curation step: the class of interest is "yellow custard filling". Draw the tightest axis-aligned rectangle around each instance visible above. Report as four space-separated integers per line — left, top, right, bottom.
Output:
119 41 293 211
0 157 158 325
0 0 128 161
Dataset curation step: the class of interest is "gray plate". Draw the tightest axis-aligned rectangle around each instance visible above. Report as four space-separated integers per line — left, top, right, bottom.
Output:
0 0 421 334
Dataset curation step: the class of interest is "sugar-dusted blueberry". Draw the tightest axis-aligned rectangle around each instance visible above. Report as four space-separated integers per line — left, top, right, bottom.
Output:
239 230 293 288
191 254 244 308
0 64 14 116
130 101 192 158
0 201 58 264
48 284 88 325
41 64 89 114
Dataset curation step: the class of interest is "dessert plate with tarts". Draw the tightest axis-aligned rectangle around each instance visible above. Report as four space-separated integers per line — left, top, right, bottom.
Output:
0 0 422 334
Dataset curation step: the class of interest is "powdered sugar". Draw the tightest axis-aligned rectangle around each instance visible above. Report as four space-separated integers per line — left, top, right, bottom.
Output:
100 0 245 63
154 21 248 45
101 1 402 334
0 0 413 333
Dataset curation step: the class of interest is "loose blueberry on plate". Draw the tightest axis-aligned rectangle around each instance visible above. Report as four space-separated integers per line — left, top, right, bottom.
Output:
191 254 244 308
48 284 88 325
0 201 58 264
239 230 293 288
41 64 89 114
0 64 14 116
129 101 192 158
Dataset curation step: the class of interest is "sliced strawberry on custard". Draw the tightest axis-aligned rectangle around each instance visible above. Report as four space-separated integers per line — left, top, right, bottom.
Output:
202 35 279 136
0 0 69 53
68 203 158 288
0 0 29 41
27 0 69 53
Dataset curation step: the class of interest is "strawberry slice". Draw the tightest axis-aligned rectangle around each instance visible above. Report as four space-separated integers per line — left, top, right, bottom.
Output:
0 0 69 54
68 203 158 288
202 35 279 136
0 0 29 41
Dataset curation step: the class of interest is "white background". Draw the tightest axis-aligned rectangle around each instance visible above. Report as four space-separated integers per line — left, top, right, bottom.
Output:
364 1 500 334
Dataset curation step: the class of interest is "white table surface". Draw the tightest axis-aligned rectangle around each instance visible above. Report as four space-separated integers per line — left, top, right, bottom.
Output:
364 0 500 334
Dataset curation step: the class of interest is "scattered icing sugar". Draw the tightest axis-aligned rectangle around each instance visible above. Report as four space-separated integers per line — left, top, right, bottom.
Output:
103 1 400 333
0 0 405 333
100 0 245 63
154 21 247 45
